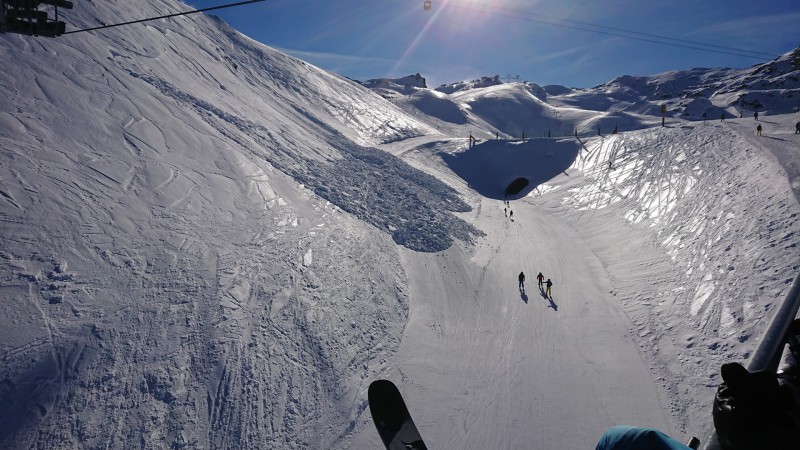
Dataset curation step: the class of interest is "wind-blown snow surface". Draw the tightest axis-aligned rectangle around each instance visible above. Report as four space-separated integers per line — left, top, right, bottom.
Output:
1 1 799 449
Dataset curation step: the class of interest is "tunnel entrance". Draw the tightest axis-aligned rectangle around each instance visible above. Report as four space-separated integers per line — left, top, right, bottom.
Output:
505 177 530 196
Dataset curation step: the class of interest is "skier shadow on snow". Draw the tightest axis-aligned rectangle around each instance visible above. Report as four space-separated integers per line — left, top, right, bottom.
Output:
540 287 558 311
520 290 528 303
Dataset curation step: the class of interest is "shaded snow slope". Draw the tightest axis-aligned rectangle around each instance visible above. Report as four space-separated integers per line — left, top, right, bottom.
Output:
441 138 580 199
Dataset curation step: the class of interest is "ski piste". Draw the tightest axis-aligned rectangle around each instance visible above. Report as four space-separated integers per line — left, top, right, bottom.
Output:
368 380 428 450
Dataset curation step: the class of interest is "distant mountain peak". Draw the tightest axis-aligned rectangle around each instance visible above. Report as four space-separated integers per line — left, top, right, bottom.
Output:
358 73 427 90
435 75 503 94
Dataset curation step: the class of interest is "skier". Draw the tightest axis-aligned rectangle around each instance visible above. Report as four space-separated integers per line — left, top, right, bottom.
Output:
518 272 525 291
537 272 544 288
720 113 725 122
754 111 759 121
504 207 507 217
795 122 799 134
545 279 553 297
509 210 514 220
756 124 762 136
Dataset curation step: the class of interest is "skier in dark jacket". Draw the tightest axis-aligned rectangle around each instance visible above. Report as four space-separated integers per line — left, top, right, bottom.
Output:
757 124 762 136
795 122 799 134
518 272 525 291
545 279 553 297
754 111 759 121
537 272 544 288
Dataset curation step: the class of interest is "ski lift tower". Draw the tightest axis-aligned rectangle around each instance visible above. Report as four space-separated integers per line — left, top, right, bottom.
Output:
1 0 73 37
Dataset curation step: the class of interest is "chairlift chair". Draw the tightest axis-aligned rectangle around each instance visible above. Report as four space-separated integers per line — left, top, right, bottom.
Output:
1 0 73 37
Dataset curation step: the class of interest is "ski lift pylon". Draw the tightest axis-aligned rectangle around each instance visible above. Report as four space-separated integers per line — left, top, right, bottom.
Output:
424 1 431 11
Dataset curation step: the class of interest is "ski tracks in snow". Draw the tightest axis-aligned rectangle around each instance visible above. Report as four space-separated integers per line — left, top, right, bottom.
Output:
385 193 670 450
545 122 800 436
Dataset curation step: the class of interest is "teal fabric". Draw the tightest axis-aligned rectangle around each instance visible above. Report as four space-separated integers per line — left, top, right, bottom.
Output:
596 426 692 450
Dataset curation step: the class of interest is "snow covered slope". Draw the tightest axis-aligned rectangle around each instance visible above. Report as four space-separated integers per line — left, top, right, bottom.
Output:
356 73 428 98
363 48 799 140
0 1 472 448
1 1 799 449
338 115 800 448
434 75 504 94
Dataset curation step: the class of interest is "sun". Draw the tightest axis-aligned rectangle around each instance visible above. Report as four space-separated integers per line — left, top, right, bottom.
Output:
427 0 513 31
391 0 512 75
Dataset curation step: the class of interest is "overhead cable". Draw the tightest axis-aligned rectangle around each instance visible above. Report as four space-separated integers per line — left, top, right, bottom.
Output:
449 3 780 61
63 0 265 35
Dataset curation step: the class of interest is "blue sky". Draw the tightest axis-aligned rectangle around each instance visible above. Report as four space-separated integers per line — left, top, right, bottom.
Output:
184 0 799 88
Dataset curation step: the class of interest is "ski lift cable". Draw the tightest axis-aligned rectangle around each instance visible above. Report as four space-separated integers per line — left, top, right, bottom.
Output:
63 0 266 35
448 3 780 61
460 4 778 60
467 3 778 59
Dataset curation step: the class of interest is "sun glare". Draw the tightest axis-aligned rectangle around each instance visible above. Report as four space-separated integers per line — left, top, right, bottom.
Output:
391 0 514 76
440 0 506 28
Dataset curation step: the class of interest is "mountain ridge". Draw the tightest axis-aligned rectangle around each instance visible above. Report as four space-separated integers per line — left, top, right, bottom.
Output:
359 47 799 136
